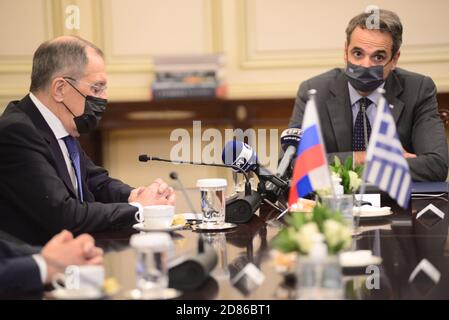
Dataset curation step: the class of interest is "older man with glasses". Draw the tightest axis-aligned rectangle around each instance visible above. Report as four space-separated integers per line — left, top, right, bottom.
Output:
0 36 175 245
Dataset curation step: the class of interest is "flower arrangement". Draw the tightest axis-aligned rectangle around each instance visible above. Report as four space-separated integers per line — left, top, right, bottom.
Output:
272 205 352 256
329 156 363 194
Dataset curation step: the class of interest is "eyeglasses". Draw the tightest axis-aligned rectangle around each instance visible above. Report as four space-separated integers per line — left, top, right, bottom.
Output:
63 76 108 96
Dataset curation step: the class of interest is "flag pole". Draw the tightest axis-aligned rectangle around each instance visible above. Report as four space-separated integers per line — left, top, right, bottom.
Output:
307 89 337 201
354 88 387 231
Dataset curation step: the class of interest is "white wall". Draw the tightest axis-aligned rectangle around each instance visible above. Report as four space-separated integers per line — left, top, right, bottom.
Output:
1 0 448 108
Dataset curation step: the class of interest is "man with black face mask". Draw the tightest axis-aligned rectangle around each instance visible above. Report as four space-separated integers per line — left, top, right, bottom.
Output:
289 9 448 182
0 36 175 245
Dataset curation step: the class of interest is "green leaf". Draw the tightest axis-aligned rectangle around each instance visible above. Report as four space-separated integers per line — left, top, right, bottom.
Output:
354 165 364 177
344 156 353 171
341 170 350 194
285 212 308 230
271 228 298 253
333 156 341 167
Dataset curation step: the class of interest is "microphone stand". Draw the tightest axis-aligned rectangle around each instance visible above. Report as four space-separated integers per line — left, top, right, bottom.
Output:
169 171 197 213
139 154 253 197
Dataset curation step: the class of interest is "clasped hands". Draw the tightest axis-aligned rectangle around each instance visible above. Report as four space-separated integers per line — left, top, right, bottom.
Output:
128 178 176 206
354 150 416 166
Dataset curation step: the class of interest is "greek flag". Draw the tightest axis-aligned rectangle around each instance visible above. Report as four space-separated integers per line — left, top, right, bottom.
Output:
364 92 411 208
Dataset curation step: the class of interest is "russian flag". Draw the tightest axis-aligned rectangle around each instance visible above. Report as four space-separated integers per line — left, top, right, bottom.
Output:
288 90 332 207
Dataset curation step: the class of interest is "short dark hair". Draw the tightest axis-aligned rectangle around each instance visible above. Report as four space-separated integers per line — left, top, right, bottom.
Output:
345 9 403 57
30 36 104 92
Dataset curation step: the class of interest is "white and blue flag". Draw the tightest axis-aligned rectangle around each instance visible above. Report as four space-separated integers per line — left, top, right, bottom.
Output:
364 92 412 208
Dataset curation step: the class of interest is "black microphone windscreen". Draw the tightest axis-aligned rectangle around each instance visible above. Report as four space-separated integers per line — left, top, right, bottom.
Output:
169 171 178 180
138 154 149 162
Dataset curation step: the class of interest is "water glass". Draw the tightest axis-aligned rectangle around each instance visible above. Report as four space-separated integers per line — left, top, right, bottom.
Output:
321 194 354 225
296 255 343 300
130 233 172 297
197 178 227 226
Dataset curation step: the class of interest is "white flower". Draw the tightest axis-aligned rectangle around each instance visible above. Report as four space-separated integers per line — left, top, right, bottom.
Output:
340 226 352 249
331 171 340 179
323 220 341 247
323 220 352 250
348 170 361 192
294 222 319 254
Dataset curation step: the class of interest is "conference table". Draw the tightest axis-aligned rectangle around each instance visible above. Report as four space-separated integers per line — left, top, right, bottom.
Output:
90 194 449 300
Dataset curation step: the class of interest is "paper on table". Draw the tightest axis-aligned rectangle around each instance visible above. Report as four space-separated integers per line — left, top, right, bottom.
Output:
352 205 392 217
339 250 382 267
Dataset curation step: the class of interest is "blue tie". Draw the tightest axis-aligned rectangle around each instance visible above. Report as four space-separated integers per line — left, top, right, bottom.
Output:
352 97 372 151
63 136 84 202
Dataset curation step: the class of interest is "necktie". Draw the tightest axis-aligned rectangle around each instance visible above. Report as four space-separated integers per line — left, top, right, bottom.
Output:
62 136 84 202
352 97 372 151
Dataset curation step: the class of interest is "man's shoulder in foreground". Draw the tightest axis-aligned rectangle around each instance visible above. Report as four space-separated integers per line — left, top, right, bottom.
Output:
0 97 42 143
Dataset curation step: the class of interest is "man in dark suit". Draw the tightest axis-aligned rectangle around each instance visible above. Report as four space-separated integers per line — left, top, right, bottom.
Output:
0 36 176 245
289 9 448 182
0 230 103 297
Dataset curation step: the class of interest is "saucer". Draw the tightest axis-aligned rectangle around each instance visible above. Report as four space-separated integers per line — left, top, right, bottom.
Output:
194 222 237 231
50 288 105 300
133 223 184 232
125 288 181 300
353 205 393 218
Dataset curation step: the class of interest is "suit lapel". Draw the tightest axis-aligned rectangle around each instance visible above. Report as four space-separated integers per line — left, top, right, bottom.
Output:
18 95 78 198
327 71 353 151
383 70 404 123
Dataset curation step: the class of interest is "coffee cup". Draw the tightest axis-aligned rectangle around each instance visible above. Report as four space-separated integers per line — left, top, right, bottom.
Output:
135 205 175 229
52 265 105 292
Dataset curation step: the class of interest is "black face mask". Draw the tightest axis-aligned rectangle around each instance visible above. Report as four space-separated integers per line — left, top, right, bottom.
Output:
345 61 384 92
63 79 107 134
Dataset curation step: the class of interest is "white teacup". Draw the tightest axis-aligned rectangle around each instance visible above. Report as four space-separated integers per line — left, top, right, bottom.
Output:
52 265 105 292
135 205 175 229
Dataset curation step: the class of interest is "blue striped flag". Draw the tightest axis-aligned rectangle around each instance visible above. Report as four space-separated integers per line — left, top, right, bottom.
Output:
364 93 411 208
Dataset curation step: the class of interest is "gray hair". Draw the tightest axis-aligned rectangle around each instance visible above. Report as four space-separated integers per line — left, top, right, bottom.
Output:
345 9 403 57
30 36 104 92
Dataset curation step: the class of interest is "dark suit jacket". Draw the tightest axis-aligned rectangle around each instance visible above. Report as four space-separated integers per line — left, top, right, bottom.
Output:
0 95 137 245
289 68 448 182
0 239 43 297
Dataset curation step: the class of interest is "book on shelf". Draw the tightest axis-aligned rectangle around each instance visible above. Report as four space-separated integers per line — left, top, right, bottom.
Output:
151 82 227 100
151 53 226 100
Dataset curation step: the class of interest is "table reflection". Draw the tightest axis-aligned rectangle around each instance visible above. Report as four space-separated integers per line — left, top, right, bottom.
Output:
91 195 449 300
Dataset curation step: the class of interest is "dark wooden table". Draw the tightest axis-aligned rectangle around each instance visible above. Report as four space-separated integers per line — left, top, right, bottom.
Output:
91 195 449 300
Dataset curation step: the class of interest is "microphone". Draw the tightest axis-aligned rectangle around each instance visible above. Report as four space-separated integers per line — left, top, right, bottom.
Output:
138 154 260 224
221 141 288 208
277 127 302 179
221 141 288 190
263 127 302 203
169 171 197 214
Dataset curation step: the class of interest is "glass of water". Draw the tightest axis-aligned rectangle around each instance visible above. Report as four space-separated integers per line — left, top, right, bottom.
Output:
296 255 343 300
130 233 172 298
320 194 354 226
197 178 227 226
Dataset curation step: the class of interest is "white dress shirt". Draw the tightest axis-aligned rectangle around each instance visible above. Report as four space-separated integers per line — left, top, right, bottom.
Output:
348 82 385 127
29 93 78 191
